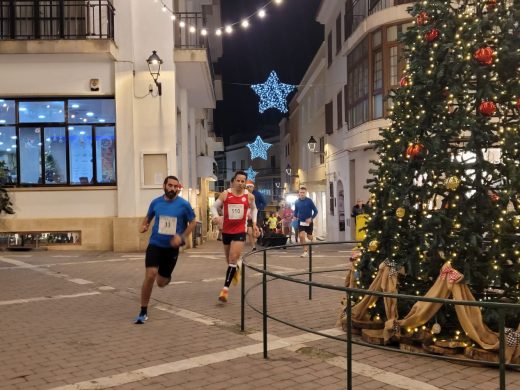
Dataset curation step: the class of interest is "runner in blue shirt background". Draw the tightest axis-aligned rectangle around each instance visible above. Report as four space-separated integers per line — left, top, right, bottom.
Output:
293 186 318 257
135 175 197 324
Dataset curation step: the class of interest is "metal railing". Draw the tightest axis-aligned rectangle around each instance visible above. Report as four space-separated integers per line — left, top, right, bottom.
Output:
0 0 114 40
345 0 415 41
240 241 520 390
173 11 206 49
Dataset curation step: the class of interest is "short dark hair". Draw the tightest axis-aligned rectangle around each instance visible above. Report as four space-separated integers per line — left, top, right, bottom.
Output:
299 186 307 191
163 175 179 184
231 170 247 182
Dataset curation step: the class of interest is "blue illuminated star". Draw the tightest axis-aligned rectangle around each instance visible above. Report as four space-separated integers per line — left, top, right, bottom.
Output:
246 135 272 160
251 71 296 114
246 166 258 181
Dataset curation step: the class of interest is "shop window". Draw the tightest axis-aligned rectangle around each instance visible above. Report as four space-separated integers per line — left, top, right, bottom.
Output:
0 98 116 187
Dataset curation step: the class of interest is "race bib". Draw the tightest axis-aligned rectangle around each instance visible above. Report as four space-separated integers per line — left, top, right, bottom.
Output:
158 216 177 235
228 204 244 220
299 221 310 227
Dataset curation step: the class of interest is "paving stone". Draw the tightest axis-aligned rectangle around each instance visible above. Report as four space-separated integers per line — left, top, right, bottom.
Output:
0 243 512 390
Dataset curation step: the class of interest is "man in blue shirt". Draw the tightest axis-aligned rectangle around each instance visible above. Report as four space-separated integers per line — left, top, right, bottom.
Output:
135 175 197 324
293 186 318 257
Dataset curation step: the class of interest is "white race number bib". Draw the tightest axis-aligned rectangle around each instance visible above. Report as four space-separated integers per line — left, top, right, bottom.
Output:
158 216 177 235
299 221 310 227
228 204 244 220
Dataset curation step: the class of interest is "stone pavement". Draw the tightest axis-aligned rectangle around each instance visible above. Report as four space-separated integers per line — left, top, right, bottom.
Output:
0 239 519 389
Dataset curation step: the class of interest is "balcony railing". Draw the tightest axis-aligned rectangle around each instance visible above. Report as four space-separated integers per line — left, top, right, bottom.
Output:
345 0 415 41
0 0 115 40
173 12 206 49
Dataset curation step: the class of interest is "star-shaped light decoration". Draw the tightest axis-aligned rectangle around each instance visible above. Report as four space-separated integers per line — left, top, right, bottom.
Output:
251 71 296 114
246 135 272 160
245 166 258 181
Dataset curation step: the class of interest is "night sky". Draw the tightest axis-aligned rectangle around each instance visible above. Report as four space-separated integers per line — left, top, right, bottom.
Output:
214 0 323 144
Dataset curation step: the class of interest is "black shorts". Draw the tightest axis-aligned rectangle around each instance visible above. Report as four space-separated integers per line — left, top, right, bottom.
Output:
145 244 179 278
222 232 247 245
298 222 314 235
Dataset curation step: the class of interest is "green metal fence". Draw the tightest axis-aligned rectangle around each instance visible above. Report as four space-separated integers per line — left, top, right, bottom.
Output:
240 241 520 390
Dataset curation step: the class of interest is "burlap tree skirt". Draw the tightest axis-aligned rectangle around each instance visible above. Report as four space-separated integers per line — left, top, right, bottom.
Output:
339 261 520 363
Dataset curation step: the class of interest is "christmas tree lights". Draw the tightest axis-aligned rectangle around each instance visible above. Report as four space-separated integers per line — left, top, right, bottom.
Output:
246 135 272 160
251 71 296 114
355 0 520 337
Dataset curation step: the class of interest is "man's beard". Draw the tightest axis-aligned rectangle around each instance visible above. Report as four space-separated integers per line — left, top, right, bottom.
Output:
164 190 178 199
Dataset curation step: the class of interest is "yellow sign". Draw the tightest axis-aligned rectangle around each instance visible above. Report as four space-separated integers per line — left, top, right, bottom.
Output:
355 213 368 242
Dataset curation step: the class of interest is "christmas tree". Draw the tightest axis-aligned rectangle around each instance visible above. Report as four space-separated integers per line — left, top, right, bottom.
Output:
356 0 520 338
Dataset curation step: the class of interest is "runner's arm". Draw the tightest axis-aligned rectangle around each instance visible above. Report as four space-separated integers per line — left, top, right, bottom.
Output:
249 194 258 224
139 216 152 233
210 193 225 221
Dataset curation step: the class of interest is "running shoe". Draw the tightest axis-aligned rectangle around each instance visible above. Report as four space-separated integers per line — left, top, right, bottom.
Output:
218 288 229 302
300 251 308 258
134 314 148 324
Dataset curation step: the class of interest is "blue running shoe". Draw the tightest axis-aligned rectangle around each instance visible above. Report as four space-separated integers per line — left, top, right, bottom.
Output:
134 314 148 324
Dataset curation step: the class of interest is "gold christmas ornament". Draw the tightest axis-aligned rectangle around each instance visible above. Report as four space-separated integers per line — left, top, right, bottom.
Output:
445 176 460 191
368 240 379 252
513 216 520 228
431 323 442 335
396 207 406 218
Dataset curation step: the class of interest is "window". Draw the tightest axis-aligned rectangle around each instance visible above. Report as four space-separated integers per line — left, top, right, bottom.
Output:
344 0 354 41
0 126 17 185
325 101 333 134
329 181 334 215
327 31 333 67
0 98 116 186
347 37 369 128
337 91 343 129
232 161 236 171
270 155 276 169
240 159 245 170
345 22 410 128
319 136 325 165
372 30 383 119
336 14 342 54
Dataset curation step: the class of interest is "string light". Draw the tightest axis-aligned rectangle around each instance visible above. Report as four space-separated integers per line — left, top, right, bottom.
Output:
246 135 272 160
251 71 296 114
154 0 284 38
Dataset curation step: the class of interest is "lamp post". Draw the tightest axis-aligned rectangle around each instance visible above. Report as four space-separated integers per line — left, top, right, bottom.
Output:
146 50 163 96
307 136 317 152
307 136 325 155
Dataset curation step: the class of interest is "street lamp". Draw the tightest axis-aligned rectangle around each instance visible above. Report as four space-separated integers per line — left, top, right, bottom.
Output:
146 50 163 96
307 136 317 152
307 136 325 155
285 163 292 176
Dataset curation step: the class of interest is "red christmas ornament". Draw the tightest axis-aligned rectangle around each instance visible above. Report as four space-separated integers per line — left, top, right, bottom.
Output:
490 193 500 202
405 143 425 159
479 100 496 116
474 46 494 65
486 0 497 11
425 29 440 42
399 76 409 87
416 11 429 26
516 98 520 108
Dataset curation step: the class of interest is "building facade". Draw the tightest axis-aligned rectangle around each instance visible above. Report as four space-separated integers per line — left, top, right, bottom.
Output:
282 0 413 241
0 0 223 250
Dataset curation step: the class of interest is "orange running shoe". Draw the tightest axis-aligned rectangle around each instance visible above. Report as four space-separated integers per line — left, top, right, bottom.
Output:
218 288 229 302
